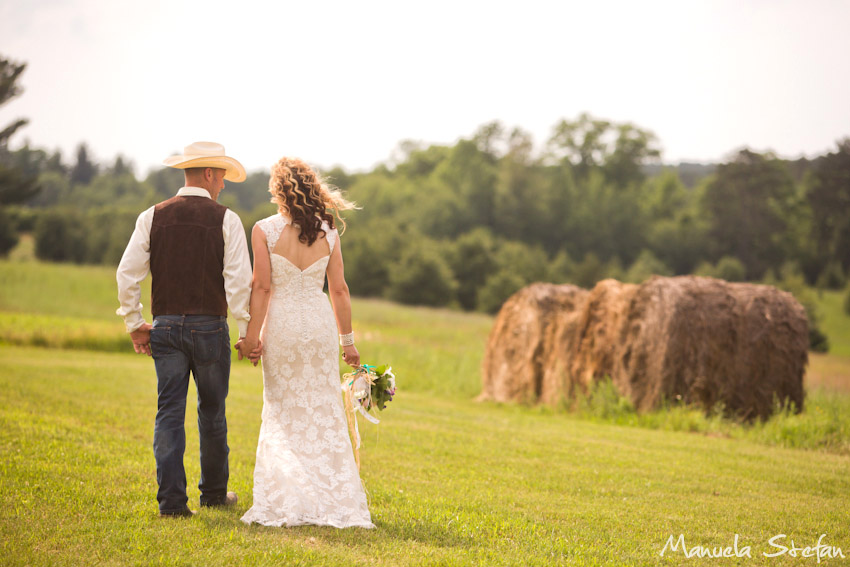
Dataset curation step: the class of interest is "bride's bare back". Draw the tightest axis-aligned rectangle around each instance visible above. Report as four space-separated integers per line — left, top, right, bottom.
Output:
270 224 331 271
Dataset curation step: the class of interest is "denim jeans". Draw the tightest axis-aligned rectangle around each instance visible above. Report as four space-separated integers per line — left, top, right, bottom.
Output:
150 315 230 513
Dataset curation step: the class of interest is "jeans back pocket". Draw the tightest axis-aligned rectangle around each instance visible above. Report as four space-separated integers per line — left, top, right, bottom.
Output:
191 328 223 366
150 326 171 358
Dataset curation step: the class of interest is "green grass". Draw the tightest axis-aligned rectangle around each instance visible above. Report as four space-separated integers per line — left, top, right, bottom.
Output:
0 257 140 321
570 377 850 456
817 289 850 358
3 345 850 566
3 258 850 564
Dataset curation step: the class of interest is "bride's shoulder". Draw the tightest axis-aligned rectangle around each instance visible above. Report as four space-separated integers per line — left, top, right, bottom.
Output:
256 213 284 225
322 221 339 250
256 214 286 230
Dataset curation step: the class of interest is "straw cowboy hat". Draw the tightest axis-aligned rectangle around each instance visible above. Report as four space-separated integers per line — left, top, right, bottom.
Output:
163 141 247 183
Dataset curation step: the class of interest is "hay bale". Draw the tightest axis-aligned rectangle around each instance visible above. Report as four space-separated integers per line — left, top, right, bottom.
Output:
479 283 587 403
566 279 639 396
481 276 807 420
538 308 583 405
536 279 638 404
616 276 807 419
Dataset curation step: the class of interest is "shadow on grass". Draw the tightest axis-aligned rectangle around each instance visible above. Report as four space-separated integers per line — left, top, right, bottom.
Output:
196 505 475 551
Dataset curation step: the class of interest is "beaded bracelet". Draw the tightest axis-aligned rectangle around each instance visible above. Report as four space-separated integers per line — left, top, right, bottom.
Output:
339 332 355 347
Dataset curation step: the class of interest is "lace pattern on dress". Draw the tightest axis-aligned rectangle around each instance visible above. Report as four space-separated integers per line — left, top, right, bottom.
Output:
242 214 371 529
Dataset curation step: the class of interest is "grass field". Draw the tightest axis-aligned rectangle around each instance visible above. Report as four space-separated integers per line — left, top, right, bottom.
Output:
2 258 850 565
3 347 850 566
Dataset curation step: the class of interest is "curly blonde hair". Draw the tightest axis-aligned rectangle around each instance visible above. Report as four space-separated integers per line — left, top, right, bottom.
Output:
268 157 357 245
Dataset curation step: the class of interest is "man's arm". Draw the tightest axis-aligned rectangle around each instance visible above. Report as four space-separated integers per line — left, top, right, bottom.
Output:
222 209 252 338
116 207 154 354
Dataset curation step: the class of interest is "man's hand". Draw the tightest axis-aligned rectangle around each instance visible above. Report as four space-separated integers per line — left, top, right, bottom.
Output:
130 323 153 356
235 337 262 367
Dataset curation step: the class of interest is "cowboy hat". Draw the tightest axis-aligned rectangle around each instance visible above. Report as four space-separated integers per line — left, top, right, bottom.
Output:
163 141 247 183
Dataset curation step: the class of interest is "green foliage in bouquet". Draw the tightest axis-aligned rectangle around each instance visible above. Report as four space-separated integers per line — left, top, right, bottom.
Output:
369 364 396 411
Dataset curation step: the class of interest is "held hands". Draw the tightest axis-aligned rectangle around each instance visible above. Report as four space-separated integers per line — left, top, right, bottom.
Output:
130 323 153 356
235 336 263 366
341 344 360 368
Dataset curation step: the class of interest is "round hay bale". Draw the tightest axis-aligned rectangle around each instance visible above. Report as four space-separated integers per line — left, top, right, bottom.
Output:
479 283 587 403
539 309 584 405
567 279 638 397
615 276 807 419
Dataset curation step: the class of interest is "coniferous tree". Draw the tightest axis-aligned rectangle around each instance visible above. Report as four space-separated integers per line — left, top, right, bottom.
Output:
70 143 97 186
0 55 39 207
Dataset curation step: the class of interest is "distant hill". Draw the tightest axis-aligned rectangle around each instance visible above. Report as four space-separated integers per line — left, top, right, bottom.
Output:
643 162 717 187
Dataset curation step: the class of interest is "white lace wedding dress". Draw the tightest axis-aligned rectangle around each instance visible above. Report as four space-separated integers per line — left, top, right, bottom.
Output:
240 214 373 528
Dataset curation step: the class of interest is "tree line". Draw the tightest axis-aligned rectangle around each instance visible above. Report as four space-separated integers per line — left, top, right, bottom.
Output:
1 54 849 350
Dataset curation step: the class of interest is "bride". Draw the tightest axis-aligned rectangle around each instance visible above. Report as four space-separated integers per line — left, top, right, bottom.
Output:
238 157 373 528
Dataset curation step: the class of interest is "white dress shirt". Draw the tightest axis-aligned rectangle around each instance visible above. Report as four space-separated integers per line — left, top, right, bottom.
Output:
116 186 252 336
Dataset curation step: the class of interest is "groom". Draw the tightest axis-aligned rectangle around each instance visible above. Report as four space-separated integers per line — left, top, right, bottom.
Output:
116 142 252 517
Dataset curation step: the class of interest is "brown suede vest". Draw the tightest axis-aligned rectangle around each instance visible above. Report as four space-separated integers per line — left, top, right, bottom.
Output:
149 195 228 317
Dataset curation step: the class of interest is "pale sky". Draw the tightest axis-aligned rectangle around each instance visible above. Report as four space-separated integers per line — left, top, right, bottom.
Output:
1 0 849 177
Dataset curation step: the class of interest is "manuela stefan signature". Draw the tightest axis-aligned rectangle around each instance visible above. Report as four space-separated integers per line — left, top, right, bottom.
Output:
660 534 846 561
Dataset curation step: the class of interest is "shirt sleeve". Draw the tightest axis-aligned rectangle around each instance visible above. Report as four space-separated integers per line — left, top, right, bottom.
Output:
222 209 252 337
115 207 154 332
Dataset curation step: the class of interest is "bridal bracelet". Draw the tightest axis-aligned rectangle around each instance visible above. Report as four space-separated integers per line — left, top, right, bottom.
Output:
339 332 355 347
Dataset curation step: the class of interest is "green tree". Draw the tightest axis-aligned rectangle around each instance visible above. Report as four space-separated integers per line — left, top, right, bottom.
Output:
69 143 97 186
701 150 797 279
434 138 498 231
765 263 829 352
0 57 27 144
34 208 88 263
572 252 605 288
643 169 688 221
477 269 526 314
446 228 499 310
145 166 185 199
815 261 846 290
342 224 404 298
604 122 662 187
109 155 133 177
0 55 39 207
547 112 660 186
491 240 549 285
806 139 850 274
546 250 576 284
84 209 139 265
387 240 457 307
713 256 747 282
0 207 17 255
26 171 69 207
624 249 672 283
547 113 612 180
492 127 547 243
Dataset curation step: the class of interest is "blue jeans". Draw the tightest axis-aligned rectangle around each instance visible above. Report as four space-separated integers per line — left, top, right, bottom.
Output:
150 315 230 513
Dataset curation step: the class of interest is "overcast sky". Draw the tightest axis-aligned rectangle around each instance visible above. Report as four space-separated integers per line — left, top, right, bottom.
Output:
1 0 849 177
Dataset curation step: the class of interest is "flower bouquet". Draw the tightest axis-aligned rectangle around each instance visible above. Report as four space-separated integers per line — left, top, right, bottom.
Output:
341 364 396 468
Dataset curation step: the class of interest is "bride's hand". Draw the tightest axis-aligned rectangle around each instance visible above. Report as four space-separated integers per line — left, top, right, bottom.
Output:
342 344 359 368
236 337 262 366
248 339 263 367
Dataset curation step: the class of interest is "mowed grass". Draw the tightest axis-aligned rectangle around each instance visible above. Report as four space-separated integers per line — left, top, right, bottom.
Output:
3 258 850 450
3 345 850 567
2 258 850 564
0 261 490 397
816 289 850 358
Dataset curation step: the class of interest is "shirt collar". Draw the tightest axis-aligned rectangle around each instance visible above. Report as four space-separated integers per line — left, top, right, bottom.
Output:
177 186 212 199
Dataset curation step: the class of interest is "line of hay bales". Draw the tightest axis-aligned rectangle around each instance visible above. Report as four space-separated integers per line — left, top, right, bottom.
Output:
480 276 808 420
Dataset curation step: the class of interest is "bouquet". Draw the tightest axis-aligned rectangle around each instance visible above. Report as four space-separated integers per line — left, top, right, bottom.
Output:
341 364 396 468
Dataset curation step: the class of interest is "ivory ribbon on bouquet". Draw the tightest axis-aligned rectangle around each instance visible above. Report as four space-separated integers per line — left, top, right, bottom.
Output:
341 368 380 470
